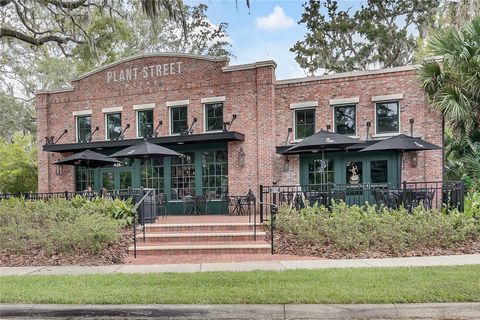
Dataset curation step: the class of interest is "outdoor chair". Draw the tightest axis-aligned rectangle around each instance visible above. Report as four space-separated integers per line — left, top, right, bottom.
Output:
220 193 230 215
373 189 387 207
155 193 167 219
423 190 435 210
182 195 194 215
194 195 207 215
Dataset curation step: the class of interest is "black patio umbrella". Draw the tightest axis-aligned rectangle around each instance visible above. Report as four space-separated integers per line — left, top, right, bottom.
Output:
284 130 362 182
108 140 183 159
108 140 184 189
359 134 441 153
359 134 441 182
54 149 121 191
284 130 362 155
54 149 121 168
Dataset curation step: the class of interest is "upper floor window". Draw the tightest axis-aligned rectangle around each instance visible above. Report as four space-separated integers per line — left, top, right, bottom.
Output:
376 101 399 134
76 115 91 142
334 105 356 135
106 113 122 140
295 108 315 139
137 109 154 138
204 102 223 132
170 106 188 134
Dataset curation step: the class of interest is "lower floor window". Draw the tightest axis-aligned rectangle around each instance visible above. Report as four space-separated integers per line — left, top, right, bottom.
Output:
202 149 228 198
370 160 388 183
308 158 334 185
75 167 95 191
141 158 164 193
346 161 363 185
171 152 195 199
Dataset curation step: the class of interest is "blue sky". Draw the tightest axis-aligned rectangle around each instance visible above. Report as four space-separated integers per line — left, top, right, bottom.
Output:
185 0 363 80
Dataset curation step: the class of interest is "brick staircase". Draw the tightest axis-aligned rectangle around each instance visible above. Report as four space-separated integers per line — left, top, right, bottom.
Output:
129 220 270 256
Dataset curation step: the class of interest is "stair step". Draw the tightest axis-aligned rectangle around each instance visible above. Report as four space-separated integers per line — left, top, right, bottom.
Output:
128 243 271 255
138 231 266 243
143 222 262 232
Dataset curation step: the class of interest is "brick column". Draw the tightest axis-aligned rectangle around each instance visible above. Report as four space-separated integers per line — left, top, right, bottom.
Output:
36 93 50 192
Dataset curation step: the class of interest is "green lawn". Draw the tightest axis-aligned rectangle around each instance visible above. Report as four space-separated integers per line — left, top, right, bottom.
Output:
1 265 479 304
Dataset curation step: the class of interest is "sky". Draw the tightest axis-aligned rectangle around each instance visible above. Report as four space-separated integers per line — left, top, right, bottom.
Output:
184 0 363 80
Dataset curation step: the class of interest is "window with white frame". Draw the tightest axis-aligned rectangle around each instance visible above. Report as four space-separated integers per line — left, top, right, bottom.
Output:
295 108 315 139
76 115 91 142
170 106 188 134
333 105 356 135
204 102 223 132
137 109 154 138
376 101 400 134
106 113 122 140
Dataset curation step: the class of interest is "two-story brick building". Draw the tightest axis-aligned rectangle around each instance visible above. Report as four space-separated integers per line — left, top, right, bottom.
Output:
36 53 443 213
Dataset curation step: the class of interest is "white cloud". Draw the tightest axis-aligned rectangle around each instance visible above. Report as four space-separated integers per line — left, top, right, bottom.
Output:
255 6 295 31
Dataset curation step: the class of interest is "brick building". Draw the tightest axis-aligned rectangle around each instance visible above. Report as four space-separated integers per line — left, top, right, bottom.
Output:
36 53 443 213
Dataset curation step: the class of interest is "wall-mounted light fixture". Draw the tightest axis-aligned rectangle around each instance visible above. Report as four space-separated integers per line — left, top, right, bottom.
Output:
55 163 63 176
326 124 331 131
409 118 415 137
410 151 418 168
284 156 290 172
238 147 246 167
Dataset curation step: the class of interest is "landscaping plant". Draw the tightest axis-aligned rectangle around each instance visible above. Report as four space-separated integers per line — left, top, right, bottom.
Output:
273 202 480 258
0 197 133 266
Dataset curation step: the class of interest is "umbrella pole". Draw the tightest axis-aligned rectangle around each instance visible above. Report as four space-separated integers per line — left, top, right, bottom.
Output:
322 147 326 184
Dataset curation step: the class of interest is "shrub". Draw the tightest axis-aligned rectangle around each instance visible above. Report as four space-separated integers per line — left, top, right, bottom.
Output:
274 202 480 256
0 198 123 254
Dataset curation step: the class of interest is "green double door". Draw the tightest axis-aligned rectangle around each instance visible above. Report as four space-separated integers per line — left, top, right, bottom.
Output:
100 168 133 190
300 151 401 206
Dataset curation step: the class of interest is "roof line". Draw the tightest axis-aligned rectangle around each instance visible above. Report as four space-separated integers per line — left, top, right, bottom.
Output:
72 52 229 81
222 60 277 72
277 64 420 85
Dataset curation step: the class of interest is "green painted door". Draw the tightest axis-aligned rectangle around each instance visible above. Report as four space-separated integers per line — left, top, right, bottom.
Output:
100 168 134 190
300 151 400 206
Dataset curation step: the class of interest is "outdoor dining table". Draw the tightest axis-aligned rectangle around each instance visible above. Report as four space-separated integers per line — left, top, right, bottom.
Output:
384 189 435 211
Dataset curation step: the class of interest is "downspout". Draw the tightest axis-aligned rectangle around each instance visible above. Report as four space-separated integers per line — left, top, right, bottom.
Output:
255 68 260 190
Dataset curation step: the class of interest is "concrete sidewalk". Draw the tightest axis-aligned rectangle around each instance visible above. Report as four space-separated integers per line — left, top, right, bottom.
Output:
1 303 479 319
1 254 479 276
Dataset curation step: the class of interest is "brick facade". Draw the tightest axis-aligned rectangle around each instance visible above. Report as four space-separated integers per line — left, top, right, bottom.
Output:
36 53 443 194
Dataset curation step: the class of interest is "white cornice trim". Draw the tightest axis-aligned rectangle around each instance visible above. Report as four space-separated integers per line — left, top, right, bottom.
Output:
133 103 156 110
222 60 277 72
72 110 92 116
277 65 419 85
102 106 123 113
201 96 226 104
166 99 189 107
36 87 74 94
329 97 359 105
371 93 404 102
289 101 318 109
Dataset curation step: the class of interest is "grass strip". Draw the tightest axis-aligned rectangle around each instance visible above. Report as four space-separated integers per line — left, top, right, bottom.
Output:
1 265 479 304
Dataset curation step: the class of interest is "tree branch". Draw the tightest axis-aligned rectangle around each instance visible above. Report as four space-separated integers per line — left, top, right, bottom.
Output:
0 27 84 46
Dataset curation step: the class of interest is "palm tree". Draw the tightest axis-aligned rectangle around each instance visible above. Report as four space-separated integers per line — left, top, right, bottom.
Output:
418 17 480 137
418 17 480 189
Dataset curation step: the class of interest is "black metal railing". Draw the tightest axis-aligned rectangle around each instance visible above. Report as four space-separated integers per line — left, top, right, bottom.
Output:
259 181 465 254
259 180 465 223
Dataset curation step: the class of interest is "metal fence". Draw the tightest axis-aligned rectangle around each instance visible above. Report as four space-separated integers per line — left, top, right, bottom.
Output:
259 180 465 222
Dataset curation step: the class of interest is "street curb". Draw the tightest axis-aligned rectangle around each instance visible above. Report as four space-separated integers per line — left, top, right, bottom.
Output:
1 303 479 319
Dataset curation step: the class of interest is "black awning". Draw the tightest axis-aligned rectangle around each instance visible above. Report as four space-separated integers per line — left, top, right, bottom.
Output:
43 131 245 153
